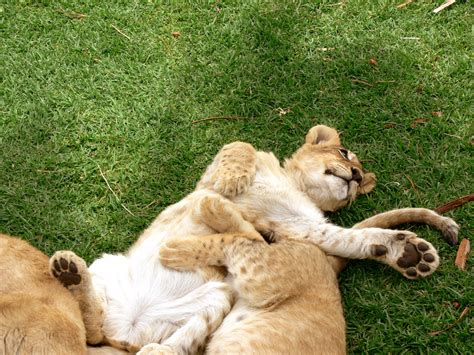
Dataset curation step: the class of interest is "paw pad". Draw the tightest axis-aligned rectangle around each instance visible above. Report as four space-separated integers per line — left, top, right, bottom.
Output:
372 244 388 256
396 243 420 268
396 238 439 279
50 254 83 287
371 232 440 280
423 253 435 262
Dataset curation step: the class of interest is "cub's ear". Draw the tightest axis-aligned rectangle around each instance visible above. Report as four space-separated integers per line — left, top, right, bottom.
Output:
359 172 376 194
305 125 341 146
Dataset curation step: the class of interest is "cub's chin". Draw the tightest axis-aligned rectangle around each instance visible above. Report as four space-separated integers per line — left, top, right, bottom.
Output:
347 180 359 203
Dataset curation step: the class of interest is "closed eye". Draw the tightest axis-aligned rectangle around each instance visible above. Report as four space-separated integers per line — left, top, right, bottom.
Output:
338 148 349 160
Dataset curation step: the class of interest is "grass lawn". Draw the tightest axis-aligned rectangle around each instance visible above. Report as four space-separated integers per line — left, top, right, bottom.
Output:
1 0 472 353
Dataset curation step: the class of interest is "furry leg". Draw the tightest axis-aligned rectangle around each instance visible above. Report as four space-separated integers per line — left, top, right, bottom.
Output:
196 141 257 197
302 223 439 279
136 281 234 355
50 251 105 344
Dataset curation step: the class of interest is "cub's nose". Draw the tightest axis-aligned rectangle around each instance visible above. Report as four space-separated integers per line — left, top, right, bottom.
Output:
351 167 363 183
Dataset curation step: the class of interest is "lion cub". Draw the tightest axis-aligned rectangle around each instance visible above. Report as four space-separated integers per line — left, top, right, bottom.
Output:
51 125 457 354
0 233 87 354
157 126 459 354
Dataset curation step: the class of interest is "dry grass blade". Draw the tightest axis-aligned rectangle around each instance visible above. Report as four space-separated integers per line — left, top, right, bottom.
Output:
97 164 136 216
351 78 373 87
192 115 250 124
433 0 456 13
454 239 470 270
57 8 87 20
429 307 470 336
111 24 131 40
396 0 413 9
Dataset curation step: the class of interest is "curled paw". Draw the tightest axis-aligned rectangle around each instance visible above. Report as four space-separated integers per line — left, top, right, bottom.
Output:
439 216 459 245
137 343 177 355
159 238 203 271
371 231 439 280
212 170 254 198
49 250 88 288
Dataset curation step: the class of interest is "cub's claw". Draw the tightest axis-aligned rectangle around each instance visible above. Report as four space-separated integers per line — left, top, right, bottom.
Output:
439 216 459 245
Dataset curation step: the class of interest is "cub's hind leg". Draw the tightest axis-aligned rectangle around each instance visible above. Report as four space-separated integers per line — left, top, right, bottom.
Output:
136 281 234 355
50 251 104 345
353 207 459 245
196 142 257 197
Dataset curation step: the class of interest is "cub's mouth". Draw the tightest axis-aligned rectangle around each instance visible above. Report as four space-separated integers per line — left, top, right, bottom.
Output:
324 169 361 202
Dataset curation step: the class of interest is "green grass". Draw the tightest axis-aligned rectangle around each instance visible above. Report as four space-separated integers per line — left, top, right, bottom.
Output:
1 0 472 353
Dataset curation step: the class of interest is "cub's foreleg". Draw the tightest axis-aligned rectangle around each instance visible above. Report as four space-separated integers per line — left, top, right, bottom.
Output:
196 141 257 197
327 207 459 273
352 208 459 245
50 251 105 345
196 195 262 239
301 224 439 279
160 233 288 309
160 233 263 272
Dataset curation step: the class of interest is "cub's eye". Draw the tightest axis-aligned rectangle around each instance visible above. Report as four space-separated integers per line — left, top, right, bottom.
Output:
338 148 349 160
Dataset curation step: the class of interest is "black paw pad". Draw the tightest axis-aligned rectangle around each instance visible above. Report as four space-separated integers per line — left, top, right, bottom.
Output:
58 272 81 286
52 257 81 286
372 244 388 256
417 242 429 252
396 233 407 241
423 253 435 262
406 267 417 277
417 263 431 272
396 243 421 268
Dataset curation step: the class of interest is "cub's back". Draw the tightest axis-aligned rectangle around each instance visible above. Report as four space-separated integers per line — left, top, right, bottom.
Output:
0 234 87 355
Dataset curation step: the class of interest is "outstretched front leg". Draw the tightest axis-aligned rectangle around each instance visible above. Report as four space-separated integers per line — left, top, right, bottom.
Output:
49 251 105 345
328 207 459 274
300 224 439 280
196 141 257 197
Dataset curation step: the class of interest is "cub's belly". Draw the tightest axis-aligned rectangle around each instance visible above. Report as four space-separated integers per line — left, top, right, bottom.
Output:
89 252 205 347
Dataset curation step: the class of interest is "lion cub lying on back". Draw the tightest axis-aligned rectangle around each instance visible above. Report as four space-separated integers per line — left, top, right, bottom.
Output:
155 125 458 353
51 125 458 354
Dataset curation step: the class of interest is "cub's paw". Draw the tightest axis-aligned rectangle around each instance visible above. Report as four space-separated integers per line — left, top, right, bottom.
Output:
371 231 439 280
159 238 205 271
199 195 261 237
49 250 88 288
137 344 177 355
211 164 255 198
439 216 459 245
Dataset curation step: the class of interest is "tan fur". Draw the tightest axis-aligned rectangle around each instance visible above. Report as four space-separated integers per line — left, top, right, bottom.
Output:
50 125 457 353
163 234 345 354
0 233 87 355
49 250 106 345
159 125 458 354
159 198 345 354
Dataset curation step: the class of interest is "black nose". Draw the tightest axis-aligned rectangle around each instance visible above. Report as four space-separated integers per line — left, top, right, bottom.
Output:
351 167 363 183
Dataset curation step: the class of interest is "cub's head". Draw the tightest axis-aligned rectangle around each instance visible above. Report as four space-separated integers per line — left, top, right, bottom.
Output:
284 125 376 212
